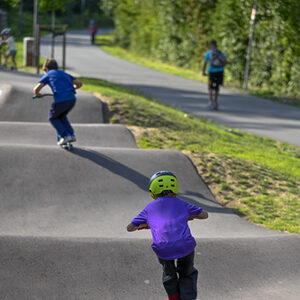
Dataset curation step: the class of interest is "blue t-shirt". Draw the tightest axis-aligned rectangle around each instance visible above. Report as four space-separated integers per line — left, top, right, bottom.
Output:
205 49 226 73
39 69 76 103
131 197 202 260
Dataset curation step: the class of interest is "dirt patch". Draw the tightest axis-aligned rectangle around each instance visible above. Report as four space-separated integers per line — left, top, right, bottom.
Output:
127 126 159 141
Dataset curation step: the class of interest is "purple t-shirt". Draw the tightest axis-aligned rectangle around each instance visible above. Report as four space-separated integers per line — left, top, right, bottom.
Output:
131 197 202 260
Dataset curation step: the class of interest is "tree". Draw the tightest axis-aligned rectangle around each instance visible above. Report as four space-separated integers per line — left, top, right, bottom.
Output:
38 0 70 12
38 0 70 57
1 0 20 7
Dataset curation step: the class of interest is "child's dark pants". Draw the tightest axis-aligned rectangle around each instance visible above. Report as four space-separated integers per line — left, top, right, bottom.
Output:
159 251 198 300
48 100 75 138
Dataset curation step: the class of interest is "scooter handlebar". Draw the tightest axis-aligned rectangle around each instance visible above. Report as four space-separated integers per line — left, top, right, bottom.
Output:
32 93 54 99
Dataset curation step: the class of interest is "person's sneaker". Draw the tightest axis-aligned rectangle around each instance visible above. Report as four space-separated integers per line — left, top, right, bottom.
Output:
57 138 65 146
208 101 214 109
57 136 73 146
69 135 76 143
214 103 219 110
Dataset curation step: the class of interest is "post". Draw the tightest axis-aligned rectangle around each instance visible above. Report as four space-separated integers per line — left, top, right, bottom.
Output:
51 10 56 58
33 0 38 66
243 0 258 90
36 24 40 74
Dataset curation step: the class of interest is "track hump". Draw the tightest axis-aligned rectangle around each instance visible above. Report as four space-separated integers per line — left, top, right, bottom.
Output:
0 71 299 300
0 122 137 148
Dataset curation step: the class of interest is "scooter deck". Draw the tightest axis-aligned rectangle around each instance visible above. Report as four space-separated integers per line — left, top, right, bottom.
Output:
60 142 73 151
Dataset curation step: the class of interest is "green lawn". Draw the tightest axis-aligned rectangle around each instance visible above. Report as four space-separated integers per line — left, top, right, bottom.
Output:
80 77 300 234
95 34 300 108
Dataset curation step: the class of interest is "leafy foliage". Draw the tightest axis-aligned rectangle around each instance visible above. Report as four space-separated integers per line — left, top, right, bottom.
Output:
38 0 70 12
102 0 300 97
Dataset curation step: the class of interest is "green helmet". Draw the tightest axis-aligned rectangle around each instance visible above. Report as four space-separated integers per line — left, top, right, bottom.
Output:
148 171 178 199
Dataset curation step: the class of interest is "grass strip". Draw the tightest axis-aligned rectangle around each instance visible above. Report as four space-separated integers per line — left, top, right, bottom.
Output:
79 77 300 234
95 34 300 108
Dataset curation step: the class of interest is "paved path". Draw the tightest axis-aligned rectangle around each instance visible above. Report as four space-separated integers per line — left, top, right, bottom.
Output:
40 30 300 147
0 58 299 299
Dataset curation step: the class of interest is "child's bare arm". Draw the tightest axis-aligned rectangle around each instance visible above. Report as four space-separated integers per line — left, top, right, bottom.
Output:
33 83 44 96
190 210 208 220
73 79 82 89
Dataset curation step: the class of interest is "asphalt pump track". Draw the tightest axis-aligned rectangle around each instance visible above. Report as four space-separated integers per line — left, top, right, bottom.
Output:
0 71 299 299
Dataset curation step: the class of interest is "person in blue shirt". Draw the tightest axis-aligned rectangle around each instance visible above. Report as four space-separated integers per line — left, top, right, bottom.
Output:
127 171 208 300
33 58 82 146
202 40 226 110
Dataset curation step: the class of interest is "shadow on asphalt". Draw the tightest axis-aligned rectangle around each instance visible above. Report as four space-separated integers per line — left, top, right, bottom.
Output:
180 193 233 215
69 147 228 214
70 147 149 191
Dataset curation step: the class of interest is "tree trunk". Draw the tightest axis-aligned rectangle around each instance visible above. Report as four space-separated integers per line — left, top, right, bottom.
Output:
81 0 86 27
18 0 23 36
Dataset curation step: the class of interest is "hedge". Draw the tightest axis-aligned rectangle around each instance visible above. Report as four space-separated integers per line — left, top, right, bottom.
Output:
102 0 300 97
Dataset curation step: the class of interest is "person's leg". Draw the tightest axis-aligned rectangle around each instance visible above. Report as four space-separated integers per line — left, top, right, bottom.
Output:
49 118 68 138
214 88 219 109
60 115 74 136
48 102 70 138
208 73 213 107
59 100 76 137
209 89 213 102
214 72 223 110
159 258 180 300
3 53 9 66
11 52 17 69
209 73 217 109
177 251 198 300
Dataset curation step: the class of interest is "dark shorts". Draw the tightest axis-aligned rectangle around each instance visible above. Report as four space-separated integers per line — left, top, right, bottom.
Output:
209 71 224 91
158 251 198 299
6 49 17 57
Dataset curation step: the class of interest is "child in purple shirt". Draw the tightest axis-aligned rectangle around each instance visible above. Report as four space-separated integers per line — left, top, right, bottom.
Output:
127 171 208 300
